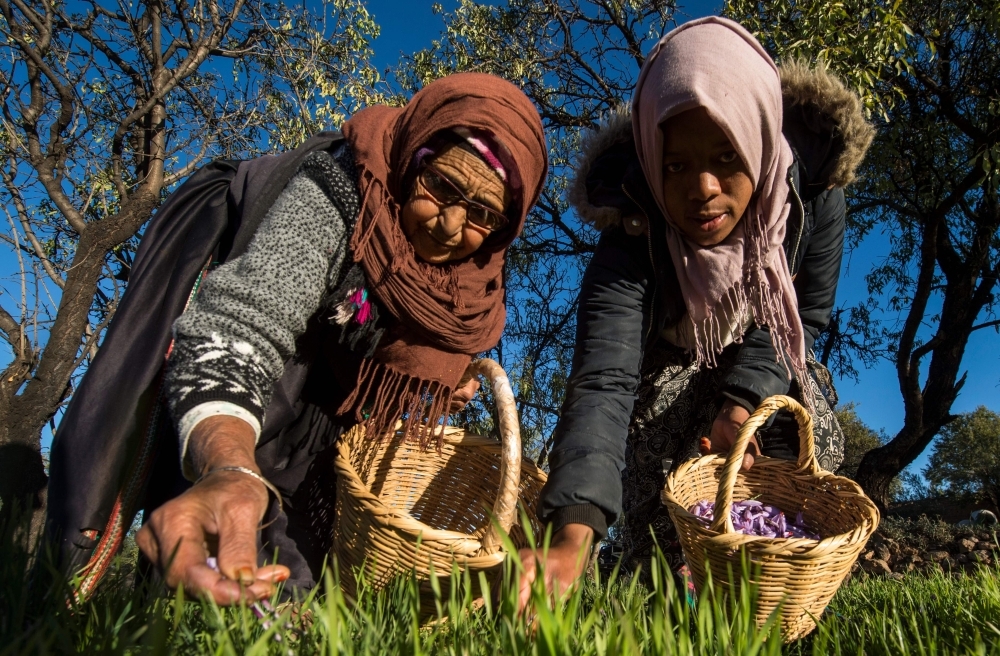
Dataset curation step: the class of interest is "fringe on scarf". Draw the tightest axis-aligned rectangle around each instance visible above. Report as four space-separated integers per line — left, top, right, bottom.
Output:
688 205 815 414
337 358 455 448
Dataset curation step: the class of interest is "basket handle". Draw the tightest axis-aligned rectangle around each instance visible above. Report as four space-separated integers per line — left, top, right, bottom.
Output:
467 358 522 554
709 395 819 534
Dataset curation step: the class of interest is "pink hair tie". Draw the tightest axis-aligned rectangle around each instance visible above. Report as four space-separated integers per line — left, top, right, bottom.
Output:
451 127 521 191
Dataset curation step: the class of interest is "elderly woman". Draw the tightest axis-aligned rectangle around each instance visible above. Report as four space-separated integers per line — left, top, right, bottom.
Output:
518 17 872 606
48 73 547 603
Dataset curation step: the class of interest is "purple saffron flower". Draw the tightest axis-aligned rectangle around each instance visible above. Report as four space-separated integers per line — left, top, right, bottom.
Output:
688 499 820 539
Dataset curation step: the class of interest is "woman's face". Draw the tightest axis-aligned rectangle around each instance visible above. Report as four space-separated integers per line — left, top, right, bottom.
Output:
401 144 509 263
660 107 754 247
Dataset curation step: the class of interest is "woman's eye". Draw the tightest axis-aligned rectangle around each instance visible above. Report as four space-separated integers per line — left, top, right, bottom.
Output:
720 151 739 164
664 162 684 174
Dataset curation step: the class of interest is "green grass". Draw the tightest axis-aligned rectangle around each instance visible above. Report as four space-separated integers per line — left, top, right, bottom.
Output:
3 512 999 655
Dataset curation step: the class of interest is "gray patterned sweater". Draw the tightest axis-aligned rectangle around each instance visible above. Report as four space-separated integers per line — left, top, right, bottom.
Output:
163 146 359 472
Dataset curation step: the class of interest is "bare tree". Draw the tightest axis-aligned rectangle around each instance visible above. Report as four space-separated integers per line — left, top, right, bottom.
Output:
0 0 382 532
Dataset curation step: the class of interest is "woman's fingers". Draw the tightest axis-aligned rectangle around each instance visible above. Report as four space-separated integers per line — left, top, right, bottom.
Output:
449 378 481 412
154 514 218 590
136 470 273 605
702 434 757 470
231 566 290 602
515 535 592 614
136 524 160 564
255 564 291 584
215 498 266 584
190 562 247 604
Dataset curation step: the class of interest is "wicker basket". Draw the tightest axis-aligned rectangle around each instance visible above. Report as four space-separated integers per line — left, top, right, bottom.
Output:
662 395 880 642
331 358 547 608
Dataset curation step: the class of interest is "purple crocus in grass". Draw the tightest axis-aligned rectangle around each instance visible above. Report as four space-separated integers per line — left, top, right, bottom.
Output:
688 499 820 539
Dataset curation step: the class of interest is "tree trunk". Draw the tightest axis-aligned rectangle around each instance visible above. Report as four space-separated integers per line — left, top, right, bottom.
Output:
0 187 161 549
855 424 941 508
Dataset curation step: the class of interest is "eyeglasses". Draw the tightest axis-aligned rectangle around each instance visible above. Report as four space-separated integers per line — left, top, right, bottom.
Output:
417 165 509 231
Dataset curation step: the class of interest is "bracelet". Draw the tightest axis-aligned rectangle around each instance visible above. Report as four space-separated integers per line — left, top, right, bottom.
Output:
195 465 284 530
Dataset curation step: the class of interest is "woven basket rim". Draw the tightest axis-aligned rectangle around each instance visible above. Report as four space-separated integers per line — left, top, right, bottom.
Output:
663 452 880 550
408 425 548 480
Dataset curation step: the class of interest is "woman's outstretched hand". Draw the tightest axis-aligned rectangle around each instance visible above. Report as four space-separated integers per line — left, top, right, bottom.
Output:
135 416 289 604
701 399 758 471
516 523 594 612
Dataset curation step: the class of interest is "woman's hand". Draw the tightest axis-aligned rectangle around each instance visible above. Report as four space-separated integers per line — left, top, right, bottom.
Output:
700 399 758 471
135 416 289 603
516 523 594 612
449 375 481 412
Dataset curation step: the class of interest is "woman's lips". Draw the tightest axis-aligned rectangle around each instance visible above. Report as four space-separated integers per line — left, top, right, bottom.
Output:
425 230 458 250
689 213 728 232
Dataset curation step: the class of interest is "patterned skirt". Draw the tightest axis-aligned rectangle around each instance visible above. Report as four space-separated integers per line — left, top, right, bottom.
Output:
618 339 844 575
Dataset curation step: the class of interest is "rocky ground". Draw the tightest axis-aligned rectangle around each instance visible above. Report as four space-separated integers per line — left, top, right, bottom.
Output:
853 514 998 580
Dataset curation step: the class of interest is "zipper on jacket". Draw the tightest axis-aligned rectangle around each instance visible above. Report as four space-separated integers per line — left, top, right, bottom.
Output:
621 183 657 345
787 169 806 273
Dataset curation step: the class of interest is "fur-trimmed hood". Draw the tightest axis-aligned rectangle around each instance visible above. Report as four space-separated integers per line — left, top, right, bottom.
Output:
569 62 874 230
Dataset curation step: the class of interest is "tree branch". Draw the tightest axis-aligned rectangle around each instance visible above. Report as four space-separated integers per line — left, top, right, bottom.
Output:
970 319 1000 334
0 304 20 349
1 163 65 288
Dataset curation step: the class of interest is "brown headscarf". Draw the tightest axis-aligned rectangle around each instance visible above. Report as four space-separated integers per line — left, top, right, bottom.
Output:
632 17 808 401
340 72 548 440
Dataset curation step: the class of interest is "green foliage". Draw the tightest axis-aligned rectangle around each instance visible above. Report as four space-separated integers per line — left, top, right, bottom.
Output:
255 0 391 149
835 403 887 480
877 514 967 552
725 0 913 118
924 407 1000 507
878 514 999 558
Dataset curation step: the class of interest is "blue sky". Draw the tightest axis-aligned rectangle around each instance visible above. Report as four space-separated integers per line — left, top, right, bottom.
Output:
6 0 997 476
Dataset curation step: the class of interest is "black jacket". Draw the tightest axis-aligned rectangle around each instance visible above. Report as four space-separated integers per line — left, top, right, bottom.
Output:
539 63 874 538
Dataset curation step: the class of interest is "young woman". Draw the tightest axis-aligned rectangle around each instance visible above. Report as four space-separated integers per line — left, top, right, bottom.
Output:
519 17 872 605
50 73 547 604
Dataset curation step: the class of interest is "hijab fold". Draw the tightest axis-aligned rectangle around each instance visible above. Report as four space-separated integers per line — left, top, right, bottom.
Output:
631 17 809 401
340 73 547 441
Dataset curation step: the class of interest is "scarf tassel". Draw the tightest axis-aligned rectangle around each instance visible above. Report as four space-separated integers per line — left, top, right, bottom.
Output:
338 358 455 448
687 282 813 413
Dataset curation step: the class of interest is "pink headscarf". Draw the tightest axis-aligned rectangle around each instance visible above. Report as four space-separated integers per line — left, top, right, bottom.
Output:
631 16 808 396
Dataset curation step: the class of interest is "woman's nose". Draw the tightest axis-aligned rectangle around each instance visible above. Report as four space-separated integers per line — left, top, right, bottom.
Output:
690 171 722 200
437 204 467 236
